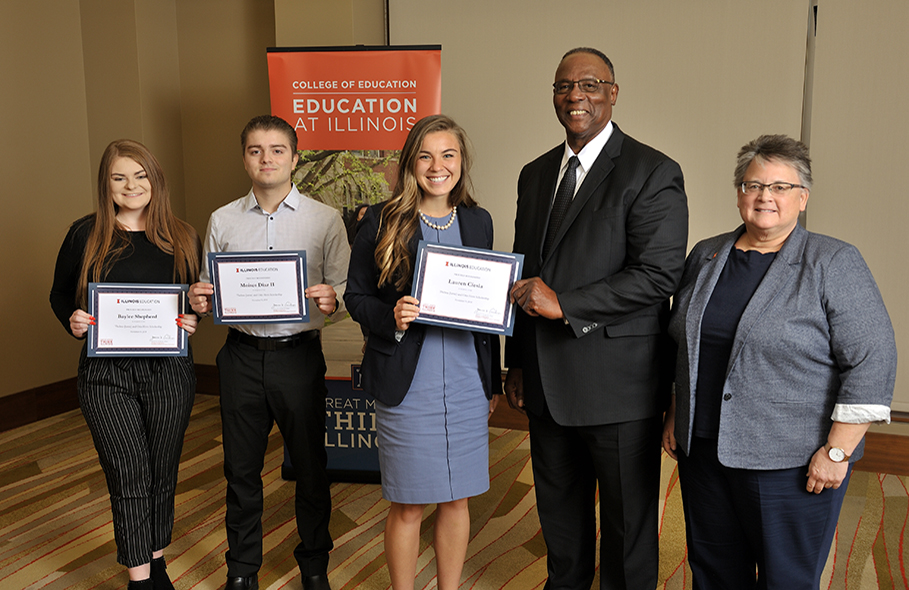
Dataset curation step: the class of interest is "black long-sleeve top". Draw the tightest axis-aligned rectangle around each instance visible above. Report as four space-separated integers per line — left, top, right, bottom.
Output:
50 215 192 338
693 245 776 438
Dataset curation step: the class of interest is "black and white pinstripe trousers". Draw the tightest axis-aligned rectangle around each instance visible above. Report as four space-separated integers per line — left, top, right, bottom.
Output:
77 345 196 567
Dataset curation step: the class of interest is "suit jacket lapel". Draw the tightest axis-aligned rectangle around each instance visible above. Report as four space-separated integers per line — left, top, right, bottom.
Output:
542 126 622 266
726 224 806 373
533 150 562 265
685 230 738 384
407 223 424 259
458 207 487 249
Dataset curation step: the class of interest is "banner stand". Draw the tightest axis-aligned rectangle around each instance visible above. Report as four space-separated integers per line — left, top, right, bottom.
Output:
269 46 441 484
282 367 381 484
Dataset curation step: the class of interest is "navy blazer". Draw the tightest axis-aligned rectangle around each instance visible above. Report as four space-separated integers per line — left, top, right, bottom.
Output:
505 124 689 426
345 203 502 406
669 223 897 469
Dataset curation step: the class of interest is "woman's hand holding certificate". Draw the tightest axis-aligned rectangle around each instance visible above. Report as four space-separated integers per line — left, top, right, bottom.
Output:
87 283 188 357
410 241 523 336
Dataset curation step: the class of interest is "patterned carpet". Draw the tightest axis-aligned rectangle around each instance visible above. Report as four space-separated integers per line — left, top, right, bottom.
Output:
0 394 906 589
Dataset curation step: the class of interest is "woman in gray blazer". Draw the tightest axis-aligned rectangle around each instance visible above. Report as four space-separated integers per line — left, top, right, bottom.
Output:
661 135 896 589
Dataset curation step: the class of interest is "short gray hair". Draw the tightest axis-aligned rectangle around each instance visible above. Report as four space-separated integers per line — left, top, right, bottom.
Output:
734 134 812 190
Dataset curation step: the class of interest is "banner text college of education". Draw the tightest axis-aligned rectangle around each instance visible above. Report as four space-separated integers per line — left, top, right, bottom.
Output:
267 46 442 151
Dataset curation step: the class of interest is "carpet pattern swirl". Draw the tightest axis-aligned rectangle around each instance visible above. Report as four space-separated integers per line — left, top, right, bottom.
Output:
0 395 905 589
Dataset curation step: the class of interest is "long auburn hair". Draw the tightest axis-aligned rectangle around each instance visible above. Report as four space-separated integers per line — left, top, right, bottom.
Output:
76 139 200 307
376 115 477 290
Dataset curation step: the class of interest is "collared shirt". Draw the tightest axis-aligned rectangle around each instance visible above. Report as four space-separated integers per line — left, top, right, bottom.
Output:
200 185 350 337
554 120 614 203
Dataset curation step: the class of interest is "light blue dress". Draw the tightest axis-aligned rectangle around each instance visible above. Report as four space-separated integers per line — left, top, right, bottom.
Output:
374 213 491 504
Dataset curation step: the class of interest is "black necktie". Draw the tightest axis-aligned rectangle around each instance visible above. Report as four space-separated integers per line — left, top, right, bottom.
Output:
543 156 579 259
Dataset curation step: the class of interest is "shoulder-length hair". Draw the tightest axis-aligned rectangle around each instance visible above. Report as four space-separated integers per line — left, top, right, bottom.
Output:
77 139 200 307
375 115 477 290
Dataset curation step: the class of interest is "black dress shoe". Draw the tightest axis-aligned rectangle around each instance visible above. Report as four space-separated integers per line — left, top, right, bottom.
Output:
150 557 175 590
302 573 332 590
224 575 259 590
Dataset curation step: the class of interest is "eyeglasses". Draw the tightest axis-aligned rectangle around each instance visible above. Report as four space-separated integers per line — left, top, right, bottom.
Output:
739 181 806 196
552 79 614 95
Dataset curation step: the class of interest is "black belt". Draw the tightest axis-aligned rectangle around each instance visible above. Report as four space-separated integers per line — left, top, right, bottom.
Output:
227 328 318 351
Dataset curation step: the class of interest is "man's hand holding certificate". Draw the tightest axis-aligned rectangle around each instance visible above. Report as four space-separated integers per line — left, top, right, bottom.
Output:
410 241 523 336
207 251 309 324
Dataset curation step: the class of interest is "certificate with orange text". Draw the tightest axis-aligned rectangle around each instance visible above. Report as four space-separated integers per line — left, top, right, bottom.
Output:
208 251 309 324
410 242 523 336
87 283 188 357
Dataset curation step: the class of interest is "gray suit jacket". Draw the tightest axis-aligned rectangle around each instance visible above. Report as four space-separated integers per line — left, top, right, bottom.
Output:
669 223 897 469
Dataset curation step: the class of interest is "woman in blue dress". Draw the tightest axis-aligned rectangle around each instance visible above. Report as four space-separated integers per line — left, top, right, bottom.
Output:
345 114 502 590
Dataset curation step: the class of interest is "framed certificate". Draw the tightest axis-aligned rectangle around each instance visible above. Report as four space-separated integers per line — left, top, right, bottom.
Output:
410 241 524 336
87 283 188 357
208 251 309 324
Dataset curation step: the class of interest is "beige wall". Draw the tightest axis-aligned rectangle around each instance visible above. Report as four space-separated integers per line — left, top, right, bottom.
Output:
2 0 382 397
389 0 809 260
174 0 277 363
80 0 187 217
7 0 907 412
389 0 908 410
275 0 385 46
808 0 909 411
1 0 277 397
0 1 94 394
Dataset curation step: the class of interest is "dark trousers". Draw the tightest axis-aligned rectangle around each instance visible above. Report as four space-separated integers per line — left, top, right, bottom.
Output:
217 335 333 577
528 407 661 590
677 437 850 590
77 348 196 567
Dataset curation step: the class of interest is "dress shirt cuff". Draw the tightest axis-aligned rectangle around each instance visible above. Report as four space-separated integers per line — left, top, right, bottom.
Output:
331 282 347 316
831 403 891 425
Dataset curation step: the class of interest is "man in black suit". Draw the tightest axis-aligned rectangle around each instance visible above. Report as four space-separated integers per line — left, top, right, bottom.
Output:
505 48 688 589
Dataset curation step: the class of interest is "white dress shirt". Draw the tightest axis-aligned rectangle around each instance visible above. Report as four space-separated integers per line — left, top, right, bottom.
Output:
200 185 350 337
555 120 615 203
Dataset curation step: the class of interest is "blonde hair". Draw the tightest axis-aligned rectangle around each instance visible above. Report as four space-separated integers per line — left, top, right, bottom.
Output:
77 139 200 306
375 115 477 289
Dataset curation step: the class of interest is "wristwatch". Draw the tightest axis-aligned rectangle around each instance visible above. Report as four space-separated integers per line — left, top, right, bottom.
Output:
825 443 850 463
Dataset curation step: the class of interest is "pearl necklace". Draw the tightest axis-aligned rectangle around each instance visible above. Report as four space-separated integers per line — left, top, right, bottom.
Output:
419 206 457 230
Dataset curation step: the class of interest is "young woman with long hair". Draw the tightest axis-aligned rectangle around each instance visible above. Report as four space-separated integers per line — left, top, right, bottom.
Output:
50 139 201 590
345 115 502 589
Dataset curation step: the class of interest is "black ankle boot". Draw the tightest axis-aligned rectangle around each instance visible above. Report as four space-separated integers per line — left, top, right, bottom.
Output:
128 579 154 590
150 557 176 590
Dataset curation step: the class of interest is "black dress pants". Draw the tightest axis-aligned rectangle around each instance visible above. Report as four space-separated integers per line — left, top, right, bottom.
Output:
217 334 333 577
677 437 849 590
528 406 661 590
78 348 196 567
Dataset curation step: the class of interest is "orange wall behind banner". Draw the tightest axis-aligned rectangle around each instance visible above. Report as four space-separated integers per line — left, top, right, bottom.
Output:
267 46 441 151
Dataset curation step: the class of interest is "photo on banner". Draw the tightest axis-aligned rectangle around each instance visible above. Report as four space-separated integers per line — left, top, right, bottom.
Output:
267 46 442 232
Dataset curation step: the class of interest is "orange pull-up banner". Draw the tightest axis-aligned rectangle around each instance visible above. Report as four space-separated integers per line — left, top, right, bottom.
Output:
267 45 442 151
